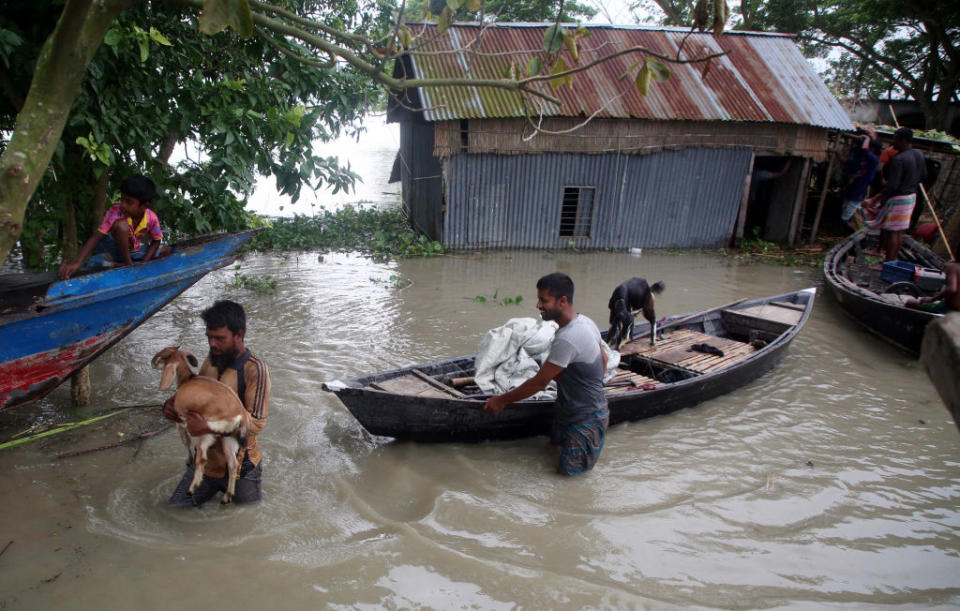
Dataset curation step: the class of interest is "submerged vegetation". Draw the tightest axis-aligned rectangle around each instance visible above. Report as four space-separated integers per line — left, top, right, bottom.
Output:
475 291 524 306
728 228 827 267
229 265 278 294
249 205 446 259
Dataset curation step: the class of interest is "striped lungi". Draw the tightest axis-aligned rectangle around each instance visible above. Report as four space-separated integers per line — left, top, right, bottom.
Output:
858 193 916 231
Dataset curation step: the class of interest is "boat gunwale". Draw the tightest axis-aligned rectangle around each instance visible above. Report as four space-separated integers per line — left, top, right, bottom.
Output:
822 229 945 317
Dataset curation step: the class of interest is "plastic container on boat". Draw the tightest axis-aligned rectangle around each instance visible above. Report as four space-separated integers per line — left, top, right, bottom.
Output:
880 260 915 284
914 267 946 291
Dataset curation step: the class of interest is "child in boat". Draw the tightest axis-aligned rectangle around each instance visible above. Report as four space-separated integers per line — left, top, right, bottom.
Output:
58 174 172 279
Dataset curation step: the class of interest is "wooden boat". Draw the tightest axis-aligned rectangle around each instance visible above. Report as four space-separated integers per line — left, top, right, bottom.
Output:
823 230 946 355
0 230 257 413
323 288 816 442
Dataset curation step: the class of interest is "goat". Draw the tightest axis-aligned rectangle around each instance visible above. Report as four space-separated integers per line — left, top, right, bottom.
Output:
607 278 666 349
152 346 250 504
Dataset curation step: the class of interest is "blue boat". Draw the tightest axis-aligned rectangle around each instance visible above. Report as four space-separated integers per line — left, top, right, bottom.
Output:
0 230 257 413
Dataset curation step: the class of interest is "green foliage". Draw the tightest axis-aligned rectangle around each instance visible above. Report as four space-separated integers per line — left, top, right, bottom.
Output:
229 265 278 294
736 228 823 267
753 0 958 131
371 274 413 289
474 290 524 306
250 205 447 259
0 0 390 267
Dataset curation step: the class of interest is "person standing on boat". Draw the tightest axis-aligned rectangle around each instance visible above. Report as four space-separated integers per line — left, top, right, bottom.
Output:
484 273 609 476
860 127 926 264
834 135 880 229
166 300 271 506
58 174 172 280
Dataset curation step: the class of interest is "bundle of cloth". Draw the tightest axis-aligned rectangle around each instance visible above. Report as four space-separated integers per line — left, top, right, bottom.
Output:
474 317 620 399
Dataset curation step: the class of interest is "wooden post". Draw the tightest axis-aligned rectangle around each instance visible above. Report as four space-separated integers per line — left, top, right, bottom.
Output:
788 158 811 246
71 368 91 406
732 154 756 245
809 153 836 245
60 197 91 407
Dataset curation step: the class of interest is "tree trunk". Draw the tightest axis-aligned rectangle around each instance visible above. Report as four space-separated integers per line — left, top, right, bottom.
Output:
0 0 135 265
91 167 111 227
61 190 79 264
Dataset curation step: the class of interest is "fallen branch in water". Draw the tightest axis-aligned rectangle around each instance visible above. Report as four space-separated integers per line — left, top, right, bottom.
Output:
0 404 162 452
56 424 173 460
0 540 12 559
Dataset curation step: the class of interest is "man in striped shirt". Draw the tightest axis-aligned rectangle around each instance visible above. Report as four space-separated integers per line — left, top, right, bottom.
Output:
167 300 271 507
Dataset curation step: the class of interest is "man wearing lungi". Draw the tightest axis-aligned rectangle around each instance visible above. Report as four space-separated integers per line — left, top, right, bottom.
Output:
484 273 609 476
861 127 926 264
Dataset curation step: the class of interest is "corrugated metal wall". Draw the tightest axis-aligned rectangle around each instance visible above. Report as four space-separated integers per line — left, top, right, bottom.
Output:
399 121 444 239
443 149 754 249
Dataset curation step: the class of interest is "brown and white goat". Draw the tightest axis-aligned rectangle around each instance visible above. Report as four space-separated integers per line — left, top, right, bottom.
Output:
152 346 250 504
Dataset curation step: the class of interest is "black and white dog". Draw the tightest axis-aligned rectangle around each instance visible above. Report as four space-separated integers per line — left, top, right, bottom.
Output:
607 278 666 349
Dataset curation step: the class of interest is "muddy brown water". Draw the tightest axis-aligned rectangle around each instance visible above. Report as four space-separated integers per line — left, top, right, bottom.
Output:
1 250 958 609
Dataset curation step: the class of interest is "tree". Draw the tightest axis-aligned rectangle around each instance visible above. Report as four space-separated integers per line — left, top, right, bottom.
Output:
635 0 959 132
764 0 959 132
0 0 721 266
2 0 386 267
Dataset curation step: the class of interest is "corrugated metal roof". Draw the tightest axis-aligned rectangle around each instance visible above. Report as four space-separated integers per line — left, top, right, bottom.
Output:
401 23 853 130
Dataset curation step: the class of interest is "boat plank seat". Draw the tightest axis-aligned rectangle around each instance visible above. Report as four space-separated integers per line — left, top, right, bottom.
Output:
721 303 802 336
368 370 465 399
624 329 756 374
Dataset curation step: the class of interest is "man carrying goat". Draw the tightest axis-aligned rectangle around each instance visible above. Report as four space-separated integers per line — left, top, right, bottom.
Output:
165 300 271 507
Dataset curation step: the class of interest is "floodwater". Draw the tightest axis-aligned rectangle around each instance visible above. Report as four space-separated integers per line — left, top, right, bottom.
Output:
2 249 959 609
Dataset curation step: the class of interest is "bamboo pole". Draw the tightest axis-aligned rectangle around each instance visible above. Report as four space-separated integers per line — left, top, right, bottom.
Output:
888 105 955 261
0 404 160 452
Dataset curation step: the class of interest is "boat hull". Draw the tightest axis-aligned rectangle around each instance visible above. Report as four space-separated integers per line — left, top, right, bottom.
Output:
823 231 943 355
327 289 815 442
0 231 256 412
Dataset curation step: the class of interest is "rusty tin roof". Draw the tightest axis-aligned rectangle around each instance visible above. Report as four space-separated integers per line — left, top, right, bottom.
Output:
399 22 853 130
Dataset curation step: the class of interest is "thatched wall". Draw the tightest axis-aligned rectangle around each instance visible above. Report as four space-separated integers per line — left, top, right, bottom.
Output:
434 118 830 161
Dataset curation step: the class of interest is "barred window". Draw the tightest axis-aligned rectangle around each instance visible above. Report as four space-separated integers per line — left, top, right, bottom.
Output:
559 186 596 238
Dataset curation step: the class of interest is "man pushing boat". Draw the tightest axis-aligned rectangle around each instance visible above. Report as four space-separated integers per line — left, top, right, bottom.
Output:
483 273 609 476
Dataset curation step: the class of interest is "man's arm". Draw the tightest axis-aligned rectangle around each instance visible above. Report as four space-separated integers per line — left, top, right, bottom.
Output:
921 265 959 304
483 362 564 415
242 358 270 436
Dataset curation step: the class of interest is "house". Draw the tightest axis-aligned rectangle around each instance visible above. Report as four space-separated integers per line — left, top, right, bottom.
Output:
388 23 854 250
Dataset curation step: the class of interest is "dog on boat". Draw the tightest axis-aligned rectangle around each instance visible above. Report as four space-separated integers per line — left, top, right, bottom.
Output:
607 278 665 349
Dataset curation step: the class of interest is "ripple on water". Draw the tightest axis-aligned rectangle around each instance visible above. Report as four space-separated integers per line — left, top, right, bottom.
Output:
8 250 960 608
